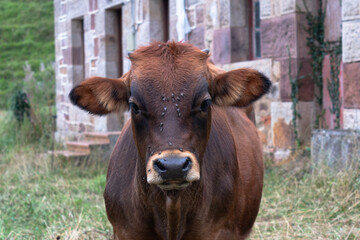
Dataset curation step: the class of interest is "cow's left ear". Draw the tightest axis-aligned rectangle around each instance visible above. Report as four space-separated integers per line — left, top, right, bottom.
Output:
211 68 271 107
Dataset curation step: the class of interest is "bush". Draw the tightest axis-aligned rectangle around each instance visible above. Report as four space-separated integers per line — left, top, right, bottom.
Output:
0 64 55 154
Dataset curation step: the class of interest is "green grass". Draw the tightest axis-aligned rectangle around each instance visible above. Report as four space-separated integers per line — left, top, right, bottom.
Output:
0 150 112 239
0 0 54 108
0 148 359 239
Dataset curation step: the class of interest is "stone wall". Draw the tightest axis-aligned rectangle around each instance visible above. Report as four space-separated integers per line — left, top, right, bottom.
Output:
259 0 317 152
54 0 358 150
54 0 131 141
342 0 360 130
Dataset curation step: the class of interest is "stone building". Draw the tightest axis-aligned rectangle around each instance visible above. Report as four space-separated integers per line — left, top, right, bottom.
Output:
54 0 360 153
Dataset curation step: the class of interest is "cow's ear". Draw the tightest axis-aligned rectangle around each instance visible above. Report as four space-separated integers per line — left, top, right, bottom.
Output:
69 73 130 115
211 68 271 107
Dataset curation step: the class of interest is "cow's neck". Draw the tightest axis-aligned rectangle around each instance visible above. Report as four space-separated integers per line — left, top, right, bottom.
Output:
166 195 181 240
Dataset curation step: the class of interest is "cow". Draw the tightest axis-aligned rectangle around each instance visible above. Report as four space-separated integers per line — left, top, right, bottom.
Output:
69 41 271 240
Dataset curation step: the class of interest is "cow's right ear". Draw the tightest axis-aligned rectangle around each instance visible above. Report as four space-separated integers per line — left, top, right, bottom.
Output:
69 73 130 115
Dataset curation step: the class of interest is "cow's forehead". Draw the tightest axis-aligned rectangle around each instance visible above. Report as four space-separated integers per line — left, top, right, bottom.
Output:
129 42 209 97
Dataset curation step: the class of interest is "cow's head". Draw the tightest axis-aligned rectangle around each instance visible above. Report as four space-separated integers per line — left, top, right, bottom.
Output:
69 42 270 191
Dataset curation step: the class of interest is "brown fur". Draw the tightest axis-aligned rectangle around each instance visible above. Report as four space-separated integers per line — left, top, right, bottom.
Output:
69 41 271 240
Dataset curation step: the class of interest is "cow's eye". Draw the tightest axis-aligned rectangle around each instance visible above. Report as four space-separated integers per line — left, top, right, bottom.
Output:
200 99 212 112
129 102 140 114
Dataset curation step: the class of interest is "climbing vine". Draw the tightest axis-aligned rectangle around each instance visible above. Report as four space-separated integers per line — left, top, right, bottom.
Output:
304 0 326 128
325 40 342 129
287 47 304 149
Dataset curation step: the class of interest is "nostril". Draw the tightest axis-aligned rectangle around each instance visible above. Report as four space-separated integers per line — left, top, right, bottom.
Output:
154 159 166 172
182 158 192 171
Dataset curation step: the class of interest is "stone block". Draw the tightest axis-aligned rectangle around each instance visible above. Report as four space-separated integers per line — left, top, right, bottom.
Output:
268 82 280 100
149 20 166 42
72 47 84 65
219 0 230 28
149 0 166 22
221 58 270 78
72 65 84 85
67 0 87 19
89 0 98 12
91 14 96 30
169 18 178 41
342 0 360 20
271 101 313 147
273 117 293 148
261 14 296 58
296 13 310 59
281 0 295 14
170 0 176 15
136 21 151 46
212 28 231 64
312 130 360 169
107 112 124 131
105 61 120 78
322 54 344 129
94 115 108 132
188 26 205 49
279 58 314 101
343 62 360 108
187 8 196 28
271 101 293 148
100 35 118 62
271 0 281 17
230 0 247 27
98 0 125 10
230 26 249 62
196 4 205 25
343 109 360 130
60 2 67 16
62 48 72 65
324 0 341 42
342 20 360 63
94 37 99 57
54 0 61 19
297 101 314 145
255 98 272 146
260 0 272 19
294 0 317 14
212 26 250 64
187 0 200 6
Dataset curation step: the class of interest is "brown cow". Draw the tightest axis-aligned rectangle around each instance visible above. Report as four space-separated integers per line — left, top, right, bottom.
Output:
69 41 271 240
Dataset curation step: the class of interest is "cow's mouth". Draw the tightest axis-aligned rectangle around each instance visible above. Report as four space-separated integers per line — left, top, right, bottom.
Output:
158 181 190 191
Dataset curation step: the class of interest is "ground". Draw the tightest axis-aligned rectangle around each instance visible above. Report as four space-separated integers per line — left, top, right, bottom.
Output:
0 149 359 239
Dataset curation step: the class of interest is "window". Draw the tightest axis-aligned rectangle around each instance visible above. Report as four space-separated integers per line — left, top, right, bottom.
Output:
71 18 85 85
253 0 261 58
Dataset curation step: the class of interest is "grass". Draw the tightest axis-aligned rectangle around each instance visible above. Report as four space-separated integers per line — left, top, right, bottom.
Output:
251 158 360 239
0 147 359 239
0 0 54 108
0 150 112 239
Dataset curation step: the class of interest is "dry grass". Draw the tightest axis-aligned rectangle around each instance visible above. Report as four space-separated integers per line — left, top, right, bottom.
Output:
251 156 360 240
0 147 359 239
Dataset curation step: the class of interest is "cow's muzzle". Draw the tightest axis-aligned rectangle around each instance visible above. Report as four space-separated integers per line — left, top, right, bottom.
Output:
146 150 200 190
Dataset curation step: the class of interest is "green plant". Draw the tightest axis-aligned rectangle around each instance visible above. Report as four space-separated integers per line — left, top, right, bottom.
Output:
304 0 326 129
10 90 31 124
325 40 342 129
0 65 55 153
287 47 305 149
